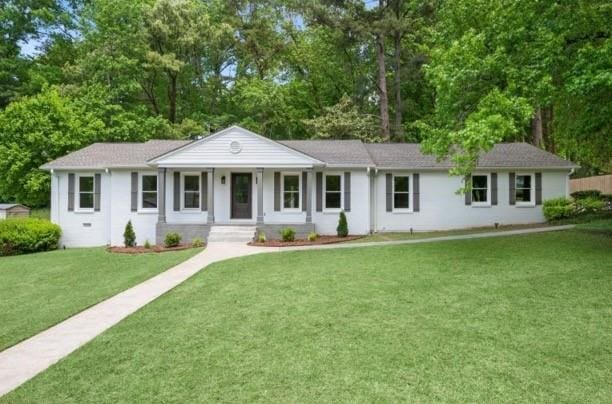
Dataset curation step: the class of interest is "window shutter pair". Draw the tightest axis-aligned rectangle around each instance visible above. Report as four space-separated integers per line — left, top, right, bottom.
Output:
464 173 497 206
67 173 101 211
508 172 542 205
386 173 420 212
273 171 310 212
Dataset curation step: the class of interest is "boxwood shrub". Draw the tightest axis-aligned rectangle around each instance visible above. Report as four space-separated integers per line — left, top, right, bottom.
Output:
0 218 62 256
543 198 574 221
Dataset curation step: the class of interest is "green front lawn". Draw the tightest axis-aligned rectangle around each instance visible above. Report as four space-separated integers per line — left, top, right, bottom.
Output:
0 247 201 351
4 229 612 402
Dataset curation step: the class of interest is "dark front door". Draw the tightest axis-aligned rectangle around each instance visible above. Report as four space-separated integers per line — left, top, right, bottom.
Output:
231 173 252 219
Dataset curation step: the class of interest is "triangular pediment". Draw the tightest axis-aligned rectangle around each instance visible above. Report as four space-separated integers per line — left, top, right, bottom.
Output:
149 126 323 168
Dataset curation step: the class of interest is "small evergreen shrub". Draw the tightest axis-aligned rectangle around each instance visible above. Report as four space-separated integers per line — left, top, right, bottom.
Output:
543 198 574 221
575 196 605 214
257 231 267 243
307 231 318 242
191 237 204 248
164 232 181 248
144 240 152 249
0 218 62 256
336 211 348 237
123 220 136 247
279 227 296 242
571 190 601 200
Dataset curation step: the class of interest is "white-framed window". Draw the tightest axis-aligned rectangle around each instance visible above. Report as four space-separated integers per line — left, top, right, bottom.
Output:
393 175 410 210
77 174 94 211
181 173 200 210
324 173 343 210
515 173 534 205
282 173 301 211
471 174 490 205
140 174 158 210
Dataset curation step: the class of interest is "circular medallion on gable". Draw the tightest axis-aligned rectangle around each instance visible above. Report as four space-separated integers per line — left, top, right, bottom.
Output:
229 140 242 154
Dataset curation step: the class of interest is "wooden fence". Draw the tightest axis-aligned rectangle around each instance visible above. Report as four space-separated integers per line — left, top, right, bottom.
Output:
570 175 612 195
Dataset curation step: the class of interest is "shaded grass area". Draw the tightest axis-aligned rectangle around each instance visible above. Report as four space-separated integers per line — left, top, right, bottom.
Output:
29 208 50 220
0 247 201 351
4 230 612 402
353 222 553 243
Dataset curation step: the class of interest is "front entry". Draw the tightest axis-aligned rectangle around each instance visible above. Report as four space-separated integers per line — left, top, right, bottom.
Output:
231 173 252 219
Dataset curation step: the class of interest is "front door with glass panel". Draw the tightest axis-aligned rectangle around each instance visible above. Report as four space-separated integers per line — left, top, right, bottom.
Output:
231 173 252 219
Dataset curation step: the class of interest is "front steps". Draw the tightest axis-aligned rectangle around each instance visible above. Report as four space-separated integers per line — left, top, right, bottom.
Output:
207 225 256 243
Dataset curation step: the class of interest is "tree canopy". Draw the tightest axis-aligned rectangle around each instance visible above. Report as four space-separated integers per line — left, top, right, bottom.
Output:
0 0 609 205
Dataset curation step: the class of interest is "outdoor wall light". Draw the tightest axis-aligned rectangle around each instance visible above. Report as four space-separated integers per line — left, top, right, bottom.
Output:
221 176 226 185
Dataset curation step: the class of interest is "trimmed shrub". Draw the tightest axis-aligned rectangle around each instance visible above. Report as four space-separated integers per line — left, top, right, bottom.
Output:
144 240 152 249
164 232 181 248
123 220 136 247
0 218 62 256
336 211 348 237
575 196 605 214
307 231 318 242
192 237 204 248
279 227 296 242
571 190 601 200
257 231 266 243
543 198 574 221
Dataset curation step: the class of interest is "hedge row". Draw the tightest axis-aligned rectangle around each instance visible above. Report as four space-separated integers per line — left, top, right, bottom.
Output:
0 218 62 256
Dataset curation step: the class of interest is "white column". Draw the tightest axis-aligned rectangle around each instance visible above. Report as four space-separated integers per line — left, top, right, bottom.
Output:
158 168 166 223
207 168 214 224
306 168 313 223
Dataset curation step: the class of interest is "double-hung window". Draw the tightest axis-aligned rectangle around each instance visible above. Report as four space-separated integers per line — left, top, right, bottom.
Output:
515 174 533 204
471 174 489 204
282 174 300 210
324 174 342 209
183 174 200 209
78 175 94 210
393 175 410 210
141 175 158 209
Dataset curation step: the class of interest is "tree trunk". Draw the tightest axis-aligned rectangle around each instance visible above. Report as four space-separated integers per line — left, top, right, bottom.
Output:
393 30 402 140
543 105 555 153
531 106 543 148
375 32 390 141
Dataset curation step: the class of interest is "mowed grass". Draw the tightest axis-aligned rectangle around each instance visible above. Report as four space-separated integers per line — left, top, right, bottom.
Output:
0 247 201 351
4 230 612 402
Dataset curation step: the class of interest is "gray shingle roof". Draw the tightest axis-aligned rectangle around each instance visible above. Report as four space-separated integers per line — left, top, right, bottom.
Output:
365 142 578 169
41 138 577 170
0 204 28 210
41 140 192 169
279 140 374 166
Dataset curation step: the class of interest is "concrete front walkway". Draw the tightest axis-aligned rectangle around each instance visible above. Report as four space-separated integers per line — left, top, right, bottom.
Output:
0 224 573 397
0 242 269 397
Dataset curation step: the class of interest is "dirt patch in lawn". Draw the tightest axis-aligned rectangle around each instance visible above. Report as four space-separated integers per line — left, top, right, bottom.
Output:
249 235 363 247
107 244 201 254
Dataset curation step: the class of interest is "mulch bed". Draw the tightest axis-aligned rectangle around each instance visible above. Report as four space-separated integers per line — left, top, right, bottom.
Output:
249 235 363 247
106 244 200 254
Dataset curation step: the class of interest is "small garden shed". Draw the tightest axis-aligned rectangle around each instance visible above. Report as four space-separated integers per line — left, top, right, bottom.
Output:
0 204 30 219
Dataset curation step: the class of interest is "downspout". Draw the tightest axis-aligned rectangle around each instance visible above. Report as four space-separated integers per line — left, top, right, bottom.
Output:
106 168 111 245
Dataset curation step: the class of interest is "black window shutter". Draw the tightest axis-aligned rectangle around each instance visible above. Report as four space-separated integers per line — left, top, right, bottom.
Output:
464 175 472 205
173 172 180 211
274 172 281 211
302 172 307 211
491 173 498 205
344 172 351 212
535 172 542 205
509 172 516 205
94 173 101 211
386 173 392 212
201 172 207 211
131 172 138 212
68 173 75 211
316 172 323 212
413 173 420 212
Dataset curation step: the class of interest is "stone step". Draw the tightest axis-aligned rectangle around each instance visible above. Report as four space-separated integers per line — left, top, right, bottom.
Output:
207 225 256 243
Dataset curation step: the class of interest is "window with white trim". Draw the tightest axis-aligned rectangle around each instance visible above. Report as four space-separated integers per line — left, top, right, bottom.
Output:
141 174 158 209
182 174 200 209
324 174 342 209
78 175 94 210
515 174 533 203
282 173 300 210
471 175 489 204
393 175 410 210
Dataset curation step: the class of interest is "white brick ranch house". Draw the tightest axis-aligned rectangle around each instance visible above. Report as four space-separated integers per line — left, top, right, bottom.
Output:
41 126 577 247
